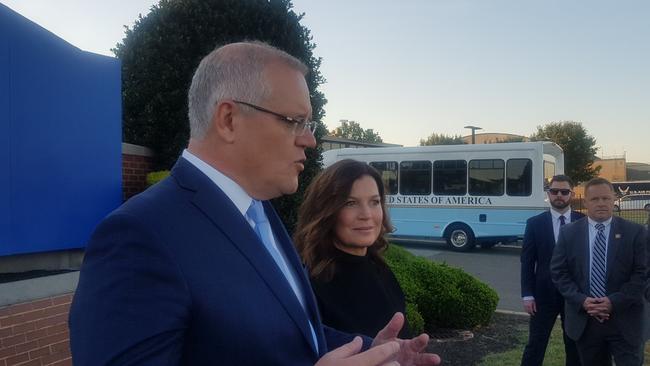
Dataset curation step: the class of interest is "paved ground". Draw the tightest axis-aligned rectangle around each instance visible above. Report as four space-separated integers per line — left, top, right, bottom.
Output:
394 239 525 313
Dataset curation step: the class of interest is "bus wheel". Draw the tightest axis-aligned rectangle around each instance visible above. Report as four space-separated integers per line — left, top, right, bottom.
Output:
445 224 475 252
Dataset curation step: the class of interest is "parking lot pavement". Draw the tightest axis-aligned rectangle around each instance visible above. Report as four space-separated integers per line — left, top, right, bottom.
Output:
394 240 525 313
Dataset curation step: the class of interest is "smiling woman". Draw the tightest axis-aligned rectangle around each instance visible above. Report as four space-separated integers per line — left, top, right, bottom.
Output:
294 159 411 338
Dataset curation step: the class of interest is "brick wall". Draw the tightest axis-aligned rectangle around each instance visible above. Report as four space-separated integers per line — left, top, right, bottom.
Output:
122 143 155 201
0 294 73 366
122 153 154 201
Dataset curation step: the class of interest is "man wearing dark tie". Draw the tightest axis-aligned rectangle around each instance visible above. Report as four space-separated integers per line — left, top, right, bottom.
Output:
551 177 647 366
520 174 583 366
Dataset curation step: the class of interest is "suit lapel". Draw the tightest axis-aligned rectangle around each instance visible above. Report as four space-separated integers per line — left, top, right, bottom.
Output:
606 217 622 282
577 218 591 291
264 201 325 354
570 211 582 222
171 159 319 355
543 211 555 246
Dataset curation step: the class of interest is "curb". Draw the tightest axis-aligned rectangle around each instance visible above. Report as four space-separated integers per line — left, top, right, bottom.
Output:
495 308 529 317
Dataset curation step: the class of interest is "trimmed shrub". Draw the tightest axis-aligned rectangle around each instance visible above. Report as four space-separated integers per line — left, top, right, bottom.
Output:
146 170 170 187
385 244 498 330
405 302 425 335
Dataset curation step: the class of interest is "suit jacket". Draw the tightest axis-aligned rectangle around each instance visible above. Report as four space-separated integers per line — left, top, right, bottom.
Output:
521 210 585 304
69 157 360 365
550 216 647 345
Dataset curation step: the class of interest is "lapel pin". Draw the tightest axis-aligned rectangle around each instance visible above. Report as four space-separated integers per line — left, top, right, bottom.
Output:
614 234 621 239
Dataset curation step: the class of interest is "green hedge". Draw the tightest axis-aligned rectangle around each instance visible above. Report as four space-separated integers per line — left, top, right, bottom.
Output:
385 244 498 330
405 302 424 335
146 170 170 187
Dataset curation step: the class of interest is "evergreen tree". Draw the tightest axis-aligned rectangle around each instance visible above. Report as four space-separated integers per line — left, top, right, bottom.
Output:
114 0 326 232
530 121 600 184
332 120 383 143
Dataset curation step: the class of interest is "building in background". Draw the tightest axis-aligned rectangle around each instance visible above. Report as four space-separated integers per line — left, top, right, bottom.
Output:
321 135 401 151
626 162 650 181
592 155 627 182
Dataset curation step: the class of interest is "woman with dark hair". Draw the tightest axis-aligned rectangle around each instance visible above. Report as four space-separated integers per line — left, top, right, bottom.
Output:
294 159 410 338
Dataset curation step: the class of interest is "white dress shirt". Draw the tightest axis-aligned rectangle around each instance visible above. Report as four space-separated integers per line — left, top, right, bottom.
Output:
550 208 572 243
587 216 612 285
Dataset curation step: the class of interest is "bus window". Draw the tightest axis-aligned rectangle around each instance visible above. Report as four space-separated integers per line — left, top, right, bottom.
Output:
544 161 555 188
399 161 432 195
469 159 504 196
507 159 532 196
433 160 467 196
369 161 398 195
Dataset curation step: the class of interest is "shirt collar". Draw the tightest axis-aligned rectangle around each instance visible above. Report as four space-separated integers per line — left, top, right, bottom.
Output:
587 216 612 229
550 208 571 221
182 149 252 217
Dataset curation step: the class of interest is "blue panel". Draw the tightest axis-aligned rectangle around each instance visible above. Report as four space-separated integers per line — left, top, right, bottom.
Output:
0 6 11 253
0 4 122 256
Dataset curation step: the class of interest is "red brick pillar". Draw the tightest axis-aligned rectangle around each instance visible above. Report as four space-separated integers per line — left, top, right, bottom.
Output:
122 143 155 201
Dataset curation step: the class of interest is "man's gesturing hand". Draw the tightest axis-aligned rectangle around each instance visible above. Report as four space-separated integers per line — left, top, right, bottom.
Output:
316 336 400 366
371 313 442 366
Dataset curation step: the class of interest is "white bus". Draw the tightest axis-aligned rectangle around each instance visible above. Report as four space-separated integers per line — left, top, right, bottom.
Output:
322 141 564 251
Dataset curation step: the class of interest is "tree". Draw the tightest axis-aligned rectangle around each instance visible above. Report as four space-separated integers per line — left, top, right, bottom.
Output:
113 0 326 232
529 121 600 184
419 133 466 146
331 120 383 143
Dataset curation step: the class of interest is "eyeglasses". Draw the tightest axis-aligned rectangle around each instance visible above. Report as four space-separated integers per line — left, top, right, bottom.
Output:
548 188 572 196
233 100 317 136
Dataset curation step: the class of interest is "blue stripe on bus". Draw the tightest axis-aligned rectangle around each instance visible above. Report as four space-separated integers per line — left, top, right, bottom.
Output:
388 207 545 238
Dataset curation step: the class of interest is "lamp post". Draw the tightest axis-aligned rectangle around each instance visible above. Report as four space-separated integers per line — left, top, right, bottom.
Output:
464 125 482 144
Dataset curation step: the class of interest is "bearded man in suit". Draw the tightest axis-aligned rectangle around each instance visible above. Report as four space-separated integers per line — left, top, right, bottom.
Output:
520 174 583 366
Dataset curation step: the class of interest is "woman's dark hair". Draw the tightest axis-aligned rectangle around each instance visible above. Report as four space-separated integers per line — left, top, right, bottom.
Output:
294 159 394 282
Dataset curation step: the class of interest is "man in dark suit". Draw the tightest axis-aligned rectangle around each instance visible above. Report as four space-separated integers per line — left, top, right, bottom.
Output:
69 41 440 366
520 174 583 366
551 177 647 366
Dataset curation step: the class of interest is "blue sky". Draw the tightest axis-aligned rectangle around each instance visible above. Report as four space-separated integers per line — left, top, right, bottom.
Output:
4 0 649 163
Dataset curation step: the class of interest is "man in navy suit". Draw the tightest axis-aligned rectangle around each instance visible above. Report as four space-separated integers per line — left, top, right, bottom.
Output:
551 178 646 366
520 174 582 366
69 41 440 366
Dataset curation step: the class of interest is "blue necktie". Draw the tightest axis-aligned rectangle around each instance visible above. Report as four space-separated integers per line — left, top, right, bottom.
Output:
247 200 293 279
590 223 607 297
246 200 319 351
559 215 566 226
